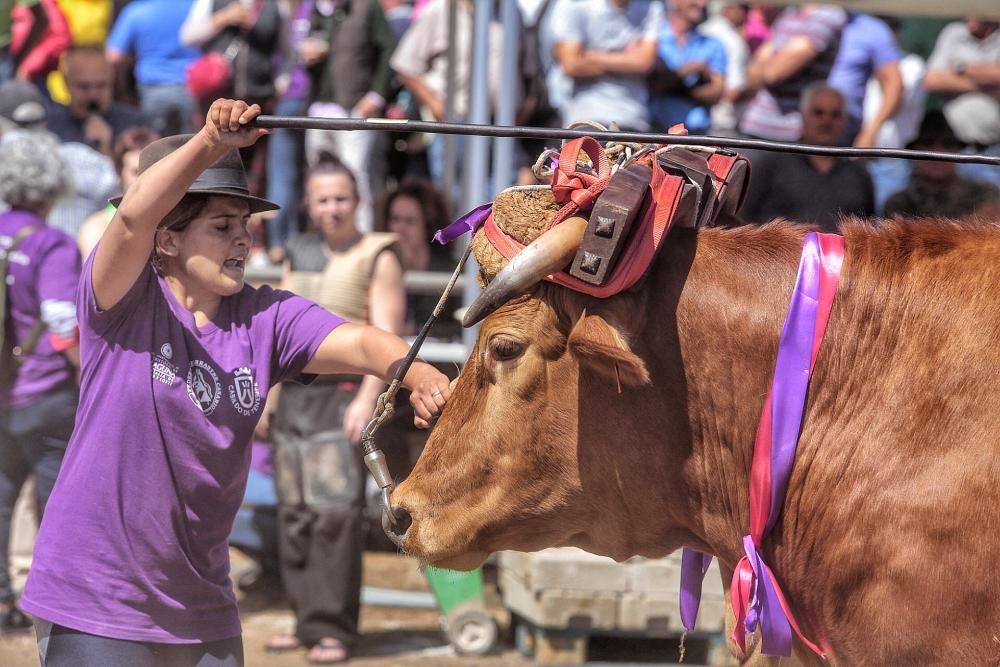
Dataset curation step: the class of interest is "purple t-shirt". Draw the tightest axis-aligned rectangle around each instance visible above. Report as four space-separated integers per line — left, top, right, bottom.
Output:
0 210 80 408
21 254 344 643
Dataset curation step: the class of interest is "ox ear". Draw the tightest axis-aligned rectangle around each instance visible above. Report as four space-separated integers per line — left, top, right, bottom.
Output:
568 312 650 389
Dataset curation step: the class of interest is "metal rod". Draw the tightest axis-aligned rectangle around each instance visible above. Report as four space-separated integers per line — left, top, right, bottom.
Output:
253 115 1000 166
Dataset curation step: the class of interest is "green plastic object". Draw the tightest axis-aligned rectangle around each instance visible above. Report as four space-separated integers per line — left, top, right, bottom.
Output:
423 565 485 617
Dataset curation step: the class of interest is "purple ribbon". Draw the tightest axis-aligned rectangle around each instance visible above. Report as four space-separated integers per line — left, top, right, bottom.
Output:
765 233 822 535
433 202 492 245
680 549 713 631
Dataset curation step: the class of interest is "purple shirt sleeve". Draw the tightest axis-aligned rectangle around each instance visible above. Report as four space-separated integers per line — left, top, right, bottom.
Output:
79 249 157 339
262 286 346 385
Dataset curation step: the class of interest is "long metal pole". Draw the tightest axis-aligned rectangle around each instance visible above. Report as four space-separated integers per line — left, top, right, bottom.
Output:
460 0 493 354
253 116 1000 166
441 0 459 197
490 0 521 195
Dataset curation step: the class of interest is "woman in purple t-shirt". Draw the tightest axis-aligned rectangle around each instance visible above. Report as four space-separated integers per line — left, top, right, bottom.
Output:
20 99 451 667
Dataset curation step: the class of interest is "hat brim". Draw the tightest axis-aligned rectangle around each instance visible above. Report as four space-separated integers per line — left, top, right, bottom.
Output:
109 188 280 214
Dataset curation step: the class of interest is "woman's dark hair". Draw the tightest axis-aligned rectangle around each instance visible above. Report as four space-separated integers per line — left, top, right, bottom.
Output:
306 151 358 199
113 126 160 175
374 178 453 247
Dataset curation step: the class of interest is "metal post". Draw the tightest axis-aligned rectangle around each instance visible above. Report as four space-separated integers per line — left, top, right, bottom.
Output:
442 0 459 199
491 0 521 196
461 0 493 353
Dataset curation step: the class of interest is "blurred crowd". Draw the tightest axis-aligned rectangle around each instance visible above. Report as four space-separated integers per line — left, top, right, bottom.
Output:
0 0 998 663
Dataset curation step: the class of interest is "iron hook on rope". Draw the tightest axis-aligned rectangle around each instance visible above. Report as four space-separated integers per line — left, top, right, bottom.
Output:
359 241 474 526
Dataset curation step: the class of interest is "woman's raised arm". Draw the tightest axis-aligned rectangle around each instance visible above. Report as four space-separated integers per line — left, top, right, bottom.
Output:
92 100 268 311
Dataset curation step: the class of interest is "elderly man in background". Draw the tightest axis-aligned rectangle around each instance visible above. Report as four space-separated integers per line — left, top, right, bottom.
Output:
741 83 875 232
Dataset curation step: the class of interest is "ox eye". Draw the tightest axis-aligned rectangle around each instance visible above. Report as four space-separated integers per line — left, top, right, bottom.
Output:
489 336 525 362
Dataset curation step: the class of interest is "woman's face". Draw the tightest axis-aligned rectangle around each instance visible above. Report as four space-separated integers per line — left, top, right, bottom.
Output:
387 195 428 270
120 150 142 193
160 196 252 298
307 172 359 244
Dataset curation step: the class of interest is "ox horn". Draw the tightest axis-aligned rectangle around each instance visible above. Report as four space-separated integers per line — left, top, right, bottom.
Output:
463 216 588 327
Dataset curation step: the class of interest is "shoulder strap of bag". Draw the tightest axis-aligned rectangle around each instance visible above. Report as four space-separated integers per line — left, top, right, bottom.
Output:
0 225 47 362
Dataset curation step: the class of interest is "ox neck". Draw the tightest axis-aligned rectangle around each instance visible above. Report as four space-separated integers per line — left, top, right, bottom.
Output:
643 222 811 568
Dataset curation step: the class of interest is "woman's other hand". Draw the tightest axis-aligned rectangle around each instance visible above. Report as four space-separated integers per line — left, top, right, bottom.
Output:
407 364 451 428
343 393 377 445
202 99 269 151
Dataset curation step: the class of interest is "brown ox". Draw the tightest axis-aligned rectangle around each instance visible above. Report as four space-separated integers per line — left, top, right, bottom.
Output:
387 188 1000 665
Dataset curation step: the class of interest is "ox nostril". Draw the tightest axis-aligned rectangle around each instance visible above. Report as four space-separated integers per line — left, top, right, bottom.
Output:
383 505 412 546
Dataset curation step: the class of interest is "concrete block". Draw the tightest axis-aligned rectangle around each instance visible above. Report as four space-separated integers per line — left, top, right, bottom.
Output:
499 570 618 630
499 548 628 593
617 591 682 635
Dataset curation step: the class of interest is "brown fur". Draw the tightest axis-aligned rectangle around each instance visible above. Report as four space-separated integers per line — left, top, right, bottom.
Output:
393 212 1000 665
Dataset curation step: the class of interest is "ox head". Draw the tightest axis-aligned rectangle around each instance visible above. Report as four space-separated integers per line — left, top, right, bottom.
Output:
385 187 690 571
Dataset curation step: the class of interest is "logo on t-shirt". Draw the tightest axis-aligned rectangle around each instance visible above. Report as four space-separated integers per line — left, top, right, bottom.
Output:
228 367 261 417
186 360 222 415
152 342 179 386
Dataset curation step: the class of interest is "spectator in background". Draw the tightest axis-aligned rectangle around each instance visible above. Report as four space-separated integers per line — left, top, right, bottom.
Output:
649 0 725 134
828 13 902 147
263 0 313 264
0 3 15 81
266 155 406 664
180 0 283 108
741 83 874 232
924 18 1000 151
860 17 928 214
43 1 112 107
550 0 662 132
303 0 396 235
105 0 199 136
1 79 119 239
0 129 80 636
54 0 112 44
390 0 505 185
702 1 750 137
743 3 779 53
740 4 846 141
924 18 1000 188
77 125 159 257
374 178 460 340
46 45 146 157
9 0 70 91
884 111 999 218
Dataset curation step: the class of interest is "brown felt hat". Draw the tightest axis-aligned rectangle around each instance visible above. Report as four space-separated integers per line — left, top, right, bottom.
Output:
109 134 279 213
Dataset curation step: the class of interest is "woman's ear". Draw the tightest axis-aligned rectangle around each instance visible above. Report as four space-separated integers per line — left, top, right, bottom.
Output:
154 229 180 260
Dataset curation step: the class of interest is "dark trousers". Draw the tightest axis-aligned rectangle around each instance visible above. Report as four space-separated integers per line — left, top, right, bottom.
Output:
0 385 77 602
37 621 244 667
273 380 366 648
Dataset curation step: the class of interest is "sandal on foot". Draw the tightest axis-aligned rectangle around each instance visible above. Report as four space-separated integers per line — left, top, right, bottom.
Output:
307 638 349 665
265 634 301 652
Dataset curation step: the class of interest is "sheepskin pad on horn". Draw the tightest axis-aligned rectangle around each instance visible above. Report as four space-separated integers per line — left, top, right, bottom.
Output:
472 186 562 284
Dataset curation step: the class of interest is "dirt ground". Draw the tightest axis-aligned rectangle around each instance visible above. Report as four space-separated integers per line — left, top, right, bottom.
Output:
0 549 707 666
